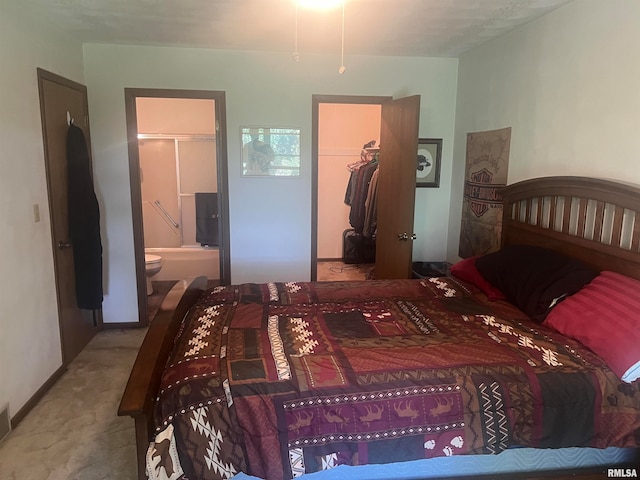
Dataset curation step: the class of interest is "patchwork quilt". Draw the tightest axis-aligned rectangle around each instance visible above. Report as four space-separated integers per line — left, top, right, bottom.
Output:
146 278 640 480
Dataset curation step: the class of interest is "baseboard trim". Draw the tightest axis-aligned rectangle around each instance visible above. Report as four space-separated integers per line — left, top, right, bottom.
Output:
0 404 10 442
10 364 66 428
102 321 145 329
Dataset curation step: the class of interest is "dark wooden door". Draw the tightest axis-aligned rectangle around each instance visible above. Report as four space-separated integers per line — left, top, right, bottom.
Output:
374 95 421 279
37 68 100 365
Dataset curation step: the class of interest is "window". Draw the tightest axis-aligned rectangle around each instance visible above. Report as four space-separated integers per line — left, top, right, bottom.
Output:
241 127 301 176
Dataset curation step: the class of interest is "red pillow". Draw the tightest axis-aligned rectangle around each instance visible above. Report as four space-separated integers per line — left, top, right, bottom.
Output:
543 271 640 383
450 257 507 301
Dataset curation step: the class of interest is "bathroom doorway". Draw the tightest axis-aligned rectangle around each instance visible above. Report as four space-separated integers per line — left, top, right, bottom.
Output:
125 89 230 325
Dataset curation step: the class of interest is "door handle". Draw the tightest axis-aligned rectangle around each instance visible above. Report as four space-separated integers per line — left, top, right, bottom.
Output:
58 240 72 249
397 233 417 241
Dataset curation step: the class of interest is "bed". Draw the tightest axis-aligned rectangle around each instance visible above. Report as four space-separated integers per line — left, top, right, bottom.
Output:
119 176 640 479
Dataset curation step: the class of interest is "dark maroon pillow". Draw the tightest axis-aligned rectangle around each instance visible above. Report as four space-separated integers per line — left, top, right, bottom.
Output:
450 256 507 301
475 245 597 322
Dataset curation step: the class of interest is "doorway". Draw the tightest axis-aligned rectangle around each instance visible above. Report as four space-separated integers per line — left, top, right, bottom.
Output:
311 94 420 281
125 89 230 325
315 101 382 281
312 95 390 281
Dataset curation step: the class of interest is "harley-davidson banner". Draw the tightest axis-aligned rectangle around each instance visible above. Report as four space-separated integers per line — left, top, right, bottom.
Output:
459 127 511 258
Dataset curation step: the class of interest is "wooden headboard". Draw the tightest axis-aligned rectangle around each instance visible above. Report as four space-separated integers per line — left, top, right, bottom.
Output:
501 176 640 280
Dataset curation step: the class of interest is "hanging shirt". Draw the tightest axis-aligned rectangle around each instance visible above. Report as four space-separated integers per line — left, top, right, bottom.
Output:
348 160 378 234
363 167 379 238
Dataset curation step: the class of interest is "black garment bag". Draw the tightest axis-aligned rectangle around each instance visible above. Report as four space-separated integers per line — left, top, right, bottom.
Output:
67 124 103 311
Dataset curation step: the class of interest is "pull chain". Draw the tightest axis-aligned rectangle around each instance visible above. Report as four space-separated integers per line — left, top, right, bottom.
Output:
292 3 300 62
338 1 346 74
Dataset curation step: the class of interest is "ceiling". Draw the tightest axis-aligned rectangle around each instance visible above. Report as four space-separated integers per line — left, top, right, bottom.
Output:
14 0 572 58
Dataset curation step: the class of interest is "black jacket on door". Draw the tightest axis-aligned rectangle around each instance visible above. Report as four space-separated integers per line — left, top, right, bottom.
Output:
67 124 103 310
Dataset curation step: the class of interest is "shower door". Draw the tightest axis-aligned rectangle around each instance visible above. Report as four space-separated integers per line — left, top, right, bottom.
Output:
139 137 218 249
139 139 181 247
177 139 218 247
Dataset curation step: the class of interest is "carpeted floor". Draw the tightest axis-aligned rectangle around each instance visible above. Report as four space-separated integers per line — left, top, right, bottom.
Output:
0 328 146 480
317 261 374 281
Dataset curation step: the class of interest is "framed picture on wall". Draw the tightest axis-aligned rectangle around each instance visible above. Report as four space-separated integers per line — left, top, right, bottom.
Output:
241 126 301 176
416 138 442 188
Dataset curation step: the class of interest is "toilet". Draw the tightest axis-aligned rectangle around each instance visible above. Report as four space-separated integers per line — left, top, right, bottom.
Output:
145 254 163 295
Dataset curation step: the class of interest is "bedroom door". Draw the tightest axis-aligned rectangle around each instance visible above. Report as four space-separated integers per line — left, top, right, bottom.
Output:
375 95 421 279
37 68 101 366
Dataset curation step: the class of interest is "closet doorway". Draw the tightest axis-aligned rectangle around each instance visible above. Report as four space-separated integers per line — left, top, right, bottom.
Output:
126 89 230 325
311 94 421 281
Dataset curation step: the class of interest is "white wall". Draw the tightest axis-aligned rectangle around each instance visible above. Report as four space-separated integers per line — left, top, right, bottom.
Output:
0 3 84 419
448 0 640 261
83 44 458 323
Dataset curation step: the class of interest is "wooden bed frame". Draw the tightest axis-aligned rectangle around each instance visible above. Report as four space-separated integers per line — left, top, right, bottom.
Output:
119 176 640 479
119 276 208 479
501 176 640 280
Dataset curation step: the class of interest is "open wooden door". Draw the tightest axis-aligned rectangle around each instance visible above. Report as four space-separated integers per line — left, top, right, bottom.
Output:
38 68 101 365
374 95 421 279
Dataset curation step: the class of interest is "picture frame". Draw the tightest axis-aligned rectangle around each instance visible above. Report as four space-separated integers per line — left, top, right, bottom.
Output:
416 138 442 188
241 126 301 177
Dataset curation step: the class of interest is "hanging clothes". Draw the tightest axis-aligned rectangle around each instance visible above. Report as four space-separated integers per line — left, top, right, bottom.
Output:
67 124 103 311
348 159 378 234
363 167 379 238
342 141 378 264
344 141 379 235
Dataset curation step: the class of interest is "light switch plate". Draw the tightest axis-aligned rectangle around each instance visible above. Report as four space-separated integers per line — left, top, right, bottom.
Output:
33 204 40 223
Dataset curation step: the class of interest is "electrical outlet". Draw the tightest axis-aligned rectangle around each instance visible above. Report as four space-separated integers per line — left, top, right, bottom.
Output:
33 204 40 223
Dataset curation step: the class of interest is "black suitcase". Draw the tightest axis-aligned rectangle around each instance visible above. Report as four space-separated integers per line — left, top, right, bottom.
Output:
342 229 375 264
411 262 451 278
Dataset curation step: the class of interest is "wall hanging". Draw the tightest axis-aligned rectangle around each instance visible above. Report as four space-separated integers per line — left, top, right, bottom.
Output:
241 126 301 177
416 138 442 188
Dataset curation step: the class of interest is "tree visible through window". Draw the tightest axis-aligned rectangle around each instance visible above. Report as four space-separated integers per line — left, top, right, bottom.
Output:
241 127 301 176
